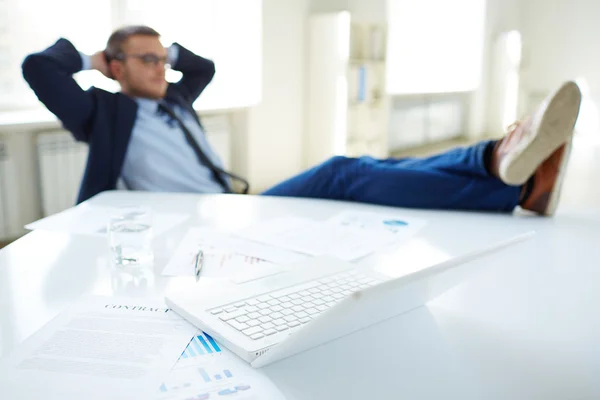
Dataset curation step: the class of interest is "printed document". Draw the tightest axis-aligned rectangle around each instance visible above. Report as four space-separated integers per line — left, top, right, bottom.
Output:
326 210 427 241
0 297 197 400
162 227 308 282
236 211 427 261
25 204 189 237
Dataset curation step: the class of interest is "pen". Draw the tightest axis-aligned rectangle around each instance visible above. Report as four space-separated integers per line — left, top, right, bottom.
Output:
194 250 204 282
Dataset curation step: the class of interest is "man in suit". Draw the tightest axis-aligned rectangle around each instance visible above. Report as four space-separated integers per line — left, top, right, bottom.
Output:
23 25 582 216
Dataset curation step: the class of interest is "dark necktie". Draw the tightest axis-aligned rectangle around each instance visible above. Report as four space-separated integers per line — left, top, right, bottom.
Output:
157 101 249 194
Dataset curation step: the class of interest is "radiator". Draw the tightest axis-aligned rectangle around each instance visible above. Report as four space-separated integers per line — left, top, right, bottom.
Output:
0 139 9 238
0 137 21 239
36 131 88 217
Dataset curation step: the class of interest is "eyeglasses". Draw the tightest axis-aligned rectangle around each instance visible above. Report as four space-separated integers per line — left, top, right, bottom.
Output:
115 53 170 67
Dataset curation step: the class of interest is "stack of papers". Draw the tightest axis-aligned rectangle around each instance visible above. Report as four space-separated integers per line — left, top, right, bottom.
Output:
0 297 285 400
0 297 197 400
161 211 427 281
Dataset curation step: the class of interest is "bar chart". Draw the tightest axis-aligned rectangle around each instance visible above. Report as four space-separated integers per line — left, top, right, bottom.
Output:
181 393 210 400
198 367 234 383
157 330 275 399
217 385 252 396
159 381 192 393
157 365 234 395
180 332 222 359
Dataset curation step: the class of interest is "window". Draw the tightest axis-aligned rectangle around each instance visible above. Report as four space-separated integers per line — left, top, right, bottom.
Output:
0 0 112 110
574 77 600 141
119 0 262 111
385 0 486 94
0 0 262 111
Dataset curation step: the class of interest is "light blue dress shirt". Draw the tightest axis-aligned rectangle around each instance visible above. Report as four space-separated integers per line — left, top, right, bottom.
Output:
80 47 227 193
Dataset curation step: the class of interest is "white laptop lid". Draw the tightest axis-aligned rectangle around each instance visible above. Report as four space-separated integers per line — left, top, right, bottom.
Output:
251 231 534 367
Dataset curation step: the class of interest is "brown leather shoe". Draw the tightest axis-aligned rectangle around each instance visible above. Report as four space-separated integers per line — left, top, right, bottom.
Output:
520 140 572 216
489 81 581 186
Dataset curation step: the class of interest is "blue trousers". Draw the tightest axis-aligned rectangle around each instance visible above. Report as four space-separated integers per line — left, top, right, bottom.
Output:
262 140 522 212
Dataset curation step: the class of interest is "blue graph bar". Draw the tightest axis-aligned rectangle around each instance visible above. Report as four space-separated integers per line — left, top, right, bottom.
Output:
186 345 196 357
197 335 213 354
181 351 188 359
215 374 222 380
205 333 221 352
159 383 168 393
192 337 205 355
198 368 211 383
224 369 232 378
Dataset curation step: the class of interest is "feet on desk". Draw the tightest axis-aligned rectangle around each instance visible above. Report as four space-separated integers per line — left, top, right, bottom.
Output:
520 141 572 216
489 80 582 216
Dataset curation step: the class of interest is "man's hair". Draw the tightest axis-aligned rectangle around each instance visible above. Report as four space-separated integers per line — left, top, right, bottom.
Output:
105 25 160 61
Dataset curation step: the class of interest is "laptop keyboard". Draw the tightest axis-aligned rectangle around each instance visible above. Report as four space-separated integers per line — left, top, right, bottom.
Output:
207 270 386 340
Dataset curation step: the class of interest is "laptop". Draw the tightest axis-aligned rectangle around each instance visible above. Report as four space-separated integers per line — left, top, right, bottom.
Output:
166 231 533 368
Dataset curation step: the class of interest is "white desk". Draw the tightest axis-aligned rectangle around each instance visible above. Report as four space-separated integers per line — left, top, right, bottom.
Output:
1 191 599 399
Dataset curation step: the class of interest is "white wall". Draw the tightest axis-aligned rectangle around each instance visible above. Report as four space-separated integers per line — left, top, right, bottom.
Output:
519 0 600 121
239 0 308 192
520 0 600 96
477 0 600 137
468 0 521 138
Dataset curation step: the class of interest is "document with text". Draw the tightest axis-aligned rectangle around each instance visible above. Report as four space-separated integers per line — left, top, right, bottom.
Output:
0 296 197 400
25 204 189 237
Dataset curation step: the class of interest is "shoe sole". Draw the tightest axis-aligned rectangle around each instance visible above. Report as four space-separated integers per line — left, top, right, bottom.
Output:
543 138 573 216
499 81 582 186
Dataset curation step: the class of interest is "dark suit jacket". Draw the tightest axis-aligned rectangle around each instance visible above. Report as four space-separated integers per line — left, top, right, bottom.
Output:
22 38 215 203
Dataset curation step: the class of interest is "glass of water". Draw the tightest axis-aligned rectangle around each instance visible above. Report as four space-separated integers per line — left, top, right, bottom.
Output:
107 205 154 267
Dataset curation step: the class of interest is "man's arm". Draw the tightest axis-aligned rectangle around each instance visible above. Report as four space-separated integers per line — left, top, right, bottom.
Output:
22 38 97 142
169 43 216 103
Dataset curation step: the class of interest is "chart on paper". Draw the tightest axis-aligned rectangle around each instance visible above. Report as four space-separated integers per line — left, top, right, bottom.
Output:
156 331 284 400
327 210 428 237
162 228 289 284
236 212 428 261
179 333 222 358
